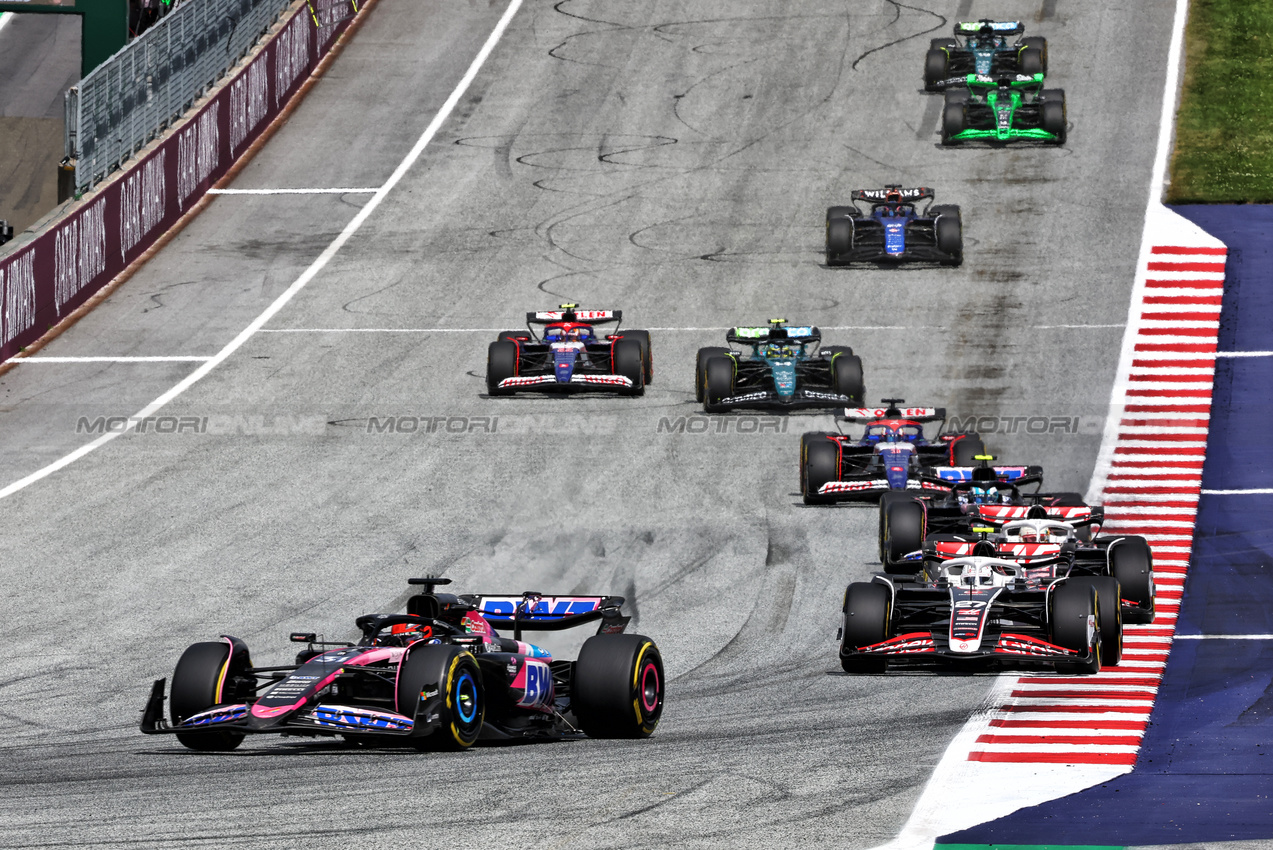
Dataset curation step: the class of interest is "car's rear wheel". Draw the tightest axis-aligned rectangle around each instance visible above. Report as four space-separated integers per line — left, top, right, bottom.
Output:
620 329 653 384
573 634 664 738
695 346 730 402
1040 89 1066 144
497 330 526 342
703 355 735 412
840 582 891 673
1021 36 1048 72
924 47 949 90
1110 537 1156 624
952 434 985 466
941 101 966 145
487 340 519 396
883 498 926 573
171 641 248 752
1051 583 1101 674
612 338 645 396
1018 46 1044 76
398 646 484 750
826 216 855 266
801 433 841 505
1066 576 1123 666
831 352 865 402
930 204 962 264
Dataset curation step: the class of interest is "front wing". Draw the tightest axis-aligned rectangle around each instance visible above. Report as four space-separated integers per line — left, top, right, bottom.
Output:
841 630 1095 669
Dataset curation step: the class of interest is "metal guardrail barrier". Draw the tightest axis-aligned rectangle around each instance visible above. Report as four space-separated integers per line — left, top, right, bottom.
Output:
67 0 293 194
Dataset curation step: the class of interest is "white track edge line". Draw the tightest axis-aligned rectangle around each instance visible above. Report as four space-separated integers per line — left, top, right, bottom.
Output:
0 0 525 501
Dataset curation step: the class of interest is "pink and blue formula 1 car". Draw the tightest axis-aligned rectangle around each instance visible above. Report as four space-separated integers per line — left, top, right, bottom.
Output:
141 578 664 751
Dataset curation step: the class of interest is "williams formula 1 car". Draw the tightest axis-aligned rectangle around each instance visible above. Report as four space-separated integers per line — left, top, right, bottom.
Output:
800 400 985 504
924 20 1048 91
941 73 1066 145
486 305 653 396
141 578 664 750
838 557 1106 674
695 319 865 412
825 187 962 266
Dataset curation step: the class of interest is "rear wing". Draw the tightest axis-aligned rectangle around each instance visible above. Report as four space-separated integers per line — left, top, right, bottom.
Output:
844 405 945 422
727 325 820 345
973 504 1106 528
851 187 933 203
526 308 622 325
466 594 630 640
929 465 1044 485
955 19 1023 36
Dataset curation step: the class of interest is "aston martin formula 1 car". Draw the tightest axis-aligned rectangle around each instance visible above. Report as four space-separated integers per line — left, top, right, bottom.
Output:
800 400 985 504
881 510 1156 631
486 305 652 396
825 187 962 266
695 320 864 412
941 73 1066 145
924 20 1048 91
838 559 1106 674
141 578 664 751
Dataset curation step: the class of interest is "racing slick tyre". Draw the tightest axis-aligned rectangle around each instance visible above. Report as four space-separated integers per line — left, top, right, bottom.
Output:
924 47 949 91
930 204 963 265
840 582 891 673
801 433 841 505
573 634 664 738
951 434 985 466
1050 583 1102 674
882 498 926 573
825 208 856 266
620 329 653 384
487 340 519 396
1021 36 1048 72
1110 537 1156 624
831 353 865 403
171 641 248 751
397 645 484 750
695 347 730 402
941 99 967 145
1067 576 1123 666
1040 89 1067 145
1018 46 1044 76
703 355 735 412
612 338 646 396
877 492 912 561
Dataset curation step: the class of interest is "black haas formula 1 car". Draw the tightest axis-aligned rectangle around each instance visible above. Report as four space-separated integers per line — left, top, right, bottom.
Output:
924 20 1047 91
695 319 865 412
141 578 664 751
825 187 962 267
486 305 652 396
800 400 985 504
838 557 1106 675
893 515 1156 636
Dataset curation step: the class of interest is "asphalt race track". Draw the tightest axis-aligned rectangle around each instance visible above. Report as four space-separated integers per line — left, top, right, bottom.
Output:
0 1 1179 847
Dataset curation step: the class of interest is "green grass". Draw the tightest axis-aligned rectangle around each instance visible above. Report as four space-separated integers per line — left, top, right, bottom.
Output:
1168 0 1273 202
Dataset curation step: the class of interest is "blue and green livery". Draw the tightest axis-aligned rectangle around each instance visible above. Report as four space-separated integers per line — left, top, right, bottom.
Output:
924 19 1048 91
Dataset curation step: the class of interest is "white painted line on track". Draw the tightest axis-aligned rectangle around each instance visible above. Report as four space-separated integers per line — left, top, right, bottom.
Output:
255 323 1126 334
10 356 212 363
208 188 380 195
0 0 526 501
1200 488 1273 495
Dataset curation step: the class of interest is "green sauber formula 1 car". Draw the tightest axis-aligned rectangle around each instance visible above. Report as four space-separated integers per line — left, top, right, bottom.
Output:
940 73 1066 146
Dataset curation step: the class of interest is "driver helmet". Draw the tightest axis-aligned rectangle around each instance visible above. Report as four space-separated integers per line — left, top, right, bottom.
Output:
386 622 429 646
765 342 794 358
1018 525 1041 543
565 326 586 341
970 484 999 505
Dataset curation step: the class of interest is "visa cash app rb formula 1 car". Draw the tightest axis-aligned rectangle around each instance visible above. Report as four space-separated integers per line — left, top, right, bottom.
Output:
141 578 664 750
487 304 653 396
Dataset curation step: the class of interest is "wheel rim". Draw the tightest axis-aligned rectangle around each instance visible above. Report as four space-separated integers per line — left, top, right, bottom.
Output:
454 670 478 725
639 660 661 714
